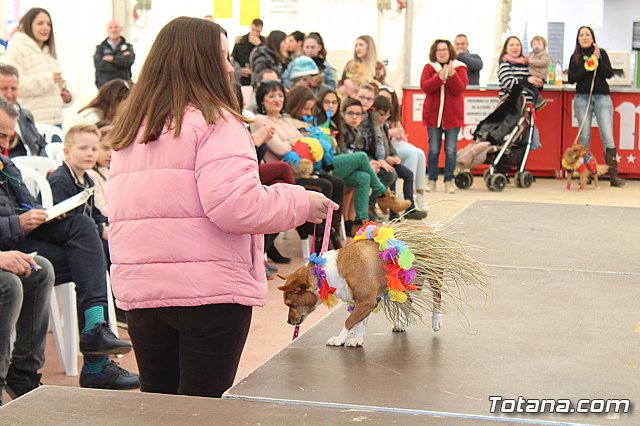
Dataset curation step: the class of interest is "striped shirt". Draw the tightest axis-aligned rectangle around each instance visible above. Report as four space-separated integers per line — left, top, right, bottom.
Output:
497 61 535 102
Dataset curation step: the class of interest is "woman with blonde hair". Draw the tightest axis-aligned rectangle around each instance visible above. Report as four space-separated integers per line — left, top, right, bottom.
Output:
107 17 334 398
339 35 386 91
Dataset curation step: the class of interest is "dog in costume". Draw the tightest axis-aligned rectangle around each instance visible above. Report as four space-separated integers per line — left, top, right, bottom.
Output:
278 221 487 347
562 144 608 190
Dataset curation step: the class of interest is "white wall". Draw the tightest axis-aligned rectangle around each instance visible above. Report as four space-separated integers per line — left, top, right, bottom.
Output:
600 0 640 51
409 0 498 87
5 0 635 125
547 0 603 66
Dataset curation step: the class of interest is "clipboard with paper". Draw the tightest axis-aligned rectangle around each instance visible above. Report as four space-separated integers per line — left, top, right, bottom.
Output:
46 188 94 222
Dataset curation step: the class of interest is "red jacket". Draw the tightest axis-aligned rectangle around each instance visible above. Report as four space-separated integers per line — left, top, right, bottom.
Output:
420 60 468 130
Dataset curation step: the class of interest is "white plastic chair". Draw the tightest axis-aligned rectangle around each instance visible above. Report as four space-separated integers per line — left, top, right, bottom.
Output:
15 164 53 208
16 164 118 376
301 237 311 259
35 123 65 144
11 156 60 177
45 143 65 163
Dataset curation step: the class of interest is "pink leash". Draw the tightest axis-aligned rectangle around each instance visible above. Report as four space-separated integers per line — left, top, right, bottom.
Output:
292 201 334 341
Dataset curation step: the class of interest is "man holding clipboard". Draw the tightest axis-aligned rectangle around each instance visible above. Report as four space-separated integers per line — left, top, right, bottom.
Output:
0 96 138 394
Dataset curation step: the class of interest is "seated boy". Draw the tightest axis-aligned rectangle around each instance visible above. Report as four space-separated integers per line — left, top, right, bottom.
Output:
48 125 109 248
339 97 410 226
46 124 139 390
355 83 411 220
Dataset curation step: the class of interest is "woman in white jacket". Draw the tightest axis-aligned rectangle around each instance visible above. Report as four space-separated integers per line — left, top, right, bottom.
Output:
6 8 72 126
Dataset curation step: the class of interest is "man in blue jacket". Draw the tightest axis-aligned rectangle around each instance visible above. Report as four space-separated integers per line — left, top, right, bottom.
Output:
0 65 47 157
94 21 135 89
455 34 483 86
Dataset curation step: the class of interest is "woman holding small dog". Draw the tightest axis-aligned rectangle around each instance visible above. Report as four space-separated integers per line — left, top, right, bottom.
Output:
107 18 335 399
568 26 625 187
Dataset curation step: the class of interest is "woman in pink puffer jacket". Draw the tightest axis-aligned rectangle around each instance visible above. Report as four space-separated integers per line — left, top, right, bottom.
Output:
107 17 334 398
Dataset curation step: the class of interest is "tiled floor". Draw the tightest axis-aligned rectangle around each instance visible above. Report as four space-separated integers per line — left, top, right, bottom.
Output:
3 176 639 402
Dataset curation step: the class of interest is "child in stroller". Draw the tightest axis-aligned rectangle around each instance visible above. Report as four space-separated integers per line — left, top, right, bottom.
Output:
454 85 537 191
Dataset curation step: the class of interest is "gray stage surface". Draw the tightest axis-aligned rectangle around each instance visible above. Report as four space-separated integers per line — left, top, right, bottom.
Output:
227 201 640 425
444 200 640 274
0 386 457 425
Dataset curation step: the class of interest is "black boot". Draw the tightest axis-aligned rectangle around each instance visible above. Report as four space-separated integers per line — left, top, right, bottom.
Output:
368 204 382 222
330 227 342 250
296 222 315 240
605 148 626 187
264 233 278 252
344 220 353 237
404 203 428 220
5 365 42 399
266 244 291 264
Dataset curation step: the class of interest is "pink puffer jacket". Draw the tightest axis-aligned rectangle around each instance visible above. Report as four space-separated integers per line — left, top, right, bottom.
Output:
109 108 310 310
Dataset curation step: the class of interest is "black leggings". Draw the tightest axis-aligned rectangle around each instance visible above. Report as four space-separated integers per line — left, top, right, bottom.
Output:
126 303 252 397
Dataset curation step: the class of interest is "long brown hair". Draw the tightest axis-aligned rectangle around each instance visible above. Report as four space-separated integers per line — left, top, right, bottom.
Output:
265 30 288 63
354 35 378 76
19 8 56 58
284 85 316 119
108 17 244 151
499 36 523 63
572 26 596 64
316 88 342 132
79 79 133 122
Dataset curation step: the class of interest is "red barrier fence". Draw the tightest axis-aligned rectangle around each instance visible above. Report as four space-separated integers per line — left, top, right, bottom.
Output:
401 86 640 178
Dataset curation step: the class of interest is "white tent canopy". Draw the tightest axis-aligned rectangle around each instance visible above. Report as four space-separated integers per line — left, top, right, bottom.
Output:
3 0 637 127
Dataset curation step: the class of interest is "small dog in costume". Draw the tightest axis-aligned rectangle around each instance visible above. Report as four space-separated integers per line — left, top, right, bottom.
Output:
562 144 609 190
278 221 487 347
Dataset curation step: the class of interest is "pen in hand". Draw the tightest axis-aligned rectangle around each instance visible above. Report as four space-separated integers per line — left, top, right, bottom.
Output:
28 251 42 271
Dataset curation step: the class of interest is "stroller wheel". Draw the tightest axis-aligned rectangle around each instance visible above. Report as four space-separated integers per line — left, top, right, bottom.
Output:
455 172 474 189
483 169 491 183
518 171 534 188
489 173 507 192
514 172 522 187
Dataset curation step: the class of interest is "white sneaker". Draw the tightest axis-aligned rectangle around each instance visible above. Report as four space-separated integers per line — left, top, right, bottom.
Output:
425 180 436 193
445 181 456 194
416 192 429 211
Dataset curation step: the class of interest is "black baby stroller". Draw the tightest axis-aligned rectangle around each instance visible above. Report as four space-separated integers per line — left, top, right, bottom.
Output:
455 85 537 192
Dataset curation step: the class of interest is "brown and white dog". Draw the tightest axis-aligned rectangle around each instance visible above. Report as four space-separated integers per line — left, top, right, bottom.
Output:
278 239 443 347
563 144 609 190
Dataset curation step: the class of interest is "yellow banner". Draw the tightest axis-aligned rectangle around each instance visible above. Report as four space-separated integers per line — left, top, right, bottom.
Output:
215 0 232 19
240 0 260 26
